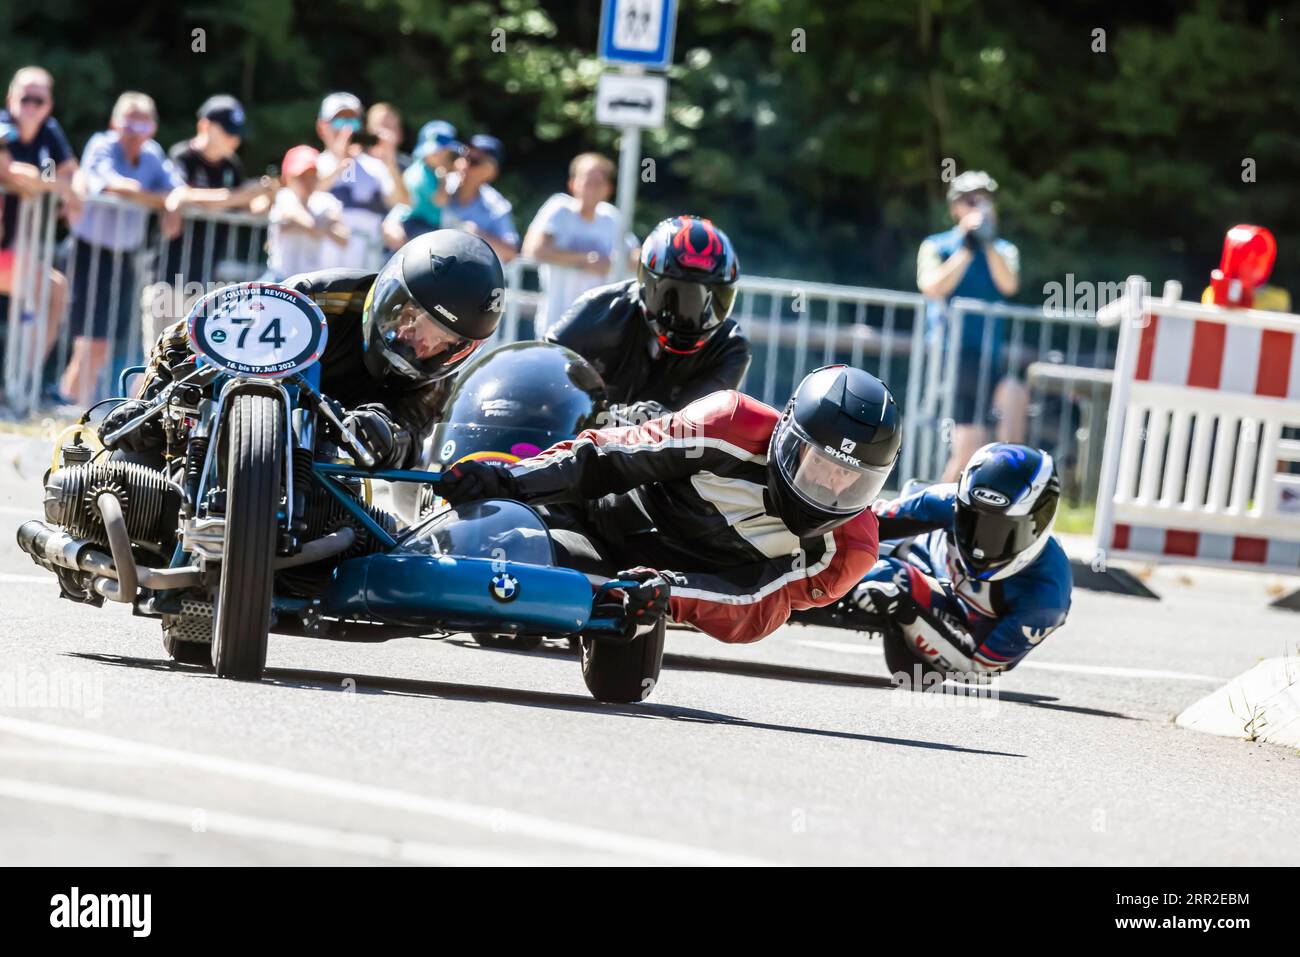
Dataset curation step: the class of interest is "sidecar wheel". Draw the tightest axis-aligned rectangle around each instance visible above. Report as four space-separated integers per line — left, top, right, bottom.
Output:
211 392 282 681
472 633 543 651
580 618 665 703
882 627 945 692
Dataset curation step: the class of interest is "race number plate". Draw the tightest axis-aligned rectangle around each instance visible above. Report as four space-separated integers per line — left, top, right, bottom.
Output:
187 283 328 378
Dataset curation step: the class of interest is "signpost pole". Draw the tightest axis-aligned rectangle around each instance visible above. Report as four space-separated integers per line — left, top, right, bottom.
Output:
615 121 641 274
597 0 678 276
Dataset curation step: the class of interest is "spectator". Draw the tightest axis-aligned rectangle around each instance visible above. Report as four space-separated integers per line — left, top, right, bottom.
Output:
917 170 1025 482
60 91 182 406
437 134 518 263
265 145 347 281
522 151 638 337
314 92 397 270
366 102 412 178
144 94 275 345
0 66 80 380
381 120 460 251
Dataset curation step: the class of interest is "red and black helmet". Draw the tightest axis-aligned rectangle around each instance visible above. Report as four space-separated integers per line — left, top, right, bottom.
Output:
637 215 740 354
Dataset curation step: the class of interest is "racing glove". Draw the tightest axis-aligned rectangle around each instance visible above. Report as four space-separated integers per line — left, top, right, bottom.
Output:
615 566 671 635
98 399 165 453
341 404 411 470
438 459 520 505
852 578 919 626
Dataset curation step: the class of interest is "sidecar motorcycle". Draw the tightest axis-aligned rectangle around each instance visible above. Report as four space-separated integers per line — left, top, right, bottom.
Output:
15 283 661 703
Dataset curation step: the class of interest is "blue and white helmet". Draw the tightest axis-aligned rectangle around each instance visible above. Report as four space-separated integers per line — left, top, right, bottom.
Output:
954 443 1059 581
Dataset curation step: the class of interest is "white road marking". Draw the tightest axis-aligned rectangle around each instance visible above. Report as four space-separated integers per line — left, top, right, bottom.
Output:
0 574 49 585
0 506 37 517
0 715 768 866
0 745 155 766
0 776 535 866
792 638 1224 683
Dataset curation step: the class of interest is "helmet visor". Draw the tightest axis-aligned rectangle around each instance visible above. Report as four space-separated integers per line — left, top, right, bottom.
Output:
773 419 890 515
954 507 1039 571
366 255 481 383
642 273 737 350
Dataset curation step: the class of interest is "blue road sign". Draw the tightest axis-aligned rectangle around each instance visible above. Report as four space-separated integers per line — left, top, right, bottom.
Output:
598 0 678 70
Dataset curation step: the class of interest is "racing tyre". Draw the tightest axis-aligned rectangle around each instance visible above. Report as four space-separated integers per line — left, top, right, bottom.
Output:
580 618 665 704
882 627 945 692
472 633 544 651
211 392 283 680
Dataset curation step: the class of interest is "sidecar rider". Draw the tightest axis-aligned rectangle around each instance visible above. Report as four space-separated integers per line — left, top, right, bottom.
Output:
99 229 503 468
543 215 751 425
852 443 1072 677
439 364 902 644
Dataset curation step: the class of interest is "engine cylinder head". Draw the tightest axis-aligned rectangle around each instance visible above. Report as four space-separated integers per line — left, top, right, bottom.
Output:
45 461 179 547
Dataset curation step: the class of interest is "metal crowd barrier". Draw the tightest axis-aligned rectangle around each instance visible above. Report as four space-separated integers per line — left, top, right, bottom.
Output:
2 189 1116 501
932 297 1113 501
0 190 393 412
1 189 60 415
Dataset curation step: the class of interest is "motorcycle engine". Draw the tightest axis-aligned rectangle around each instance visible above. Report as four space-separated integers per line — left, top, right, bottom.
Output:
44 460 182 552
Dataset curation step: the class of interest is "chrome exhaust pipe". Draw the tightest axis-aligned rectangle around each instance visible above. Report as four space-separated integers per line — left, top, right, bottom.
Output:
95 492 137 601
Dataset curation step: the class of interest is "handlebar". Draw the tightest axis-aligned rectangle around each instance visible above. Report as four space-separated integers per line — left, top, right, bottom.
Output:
288 374 376 469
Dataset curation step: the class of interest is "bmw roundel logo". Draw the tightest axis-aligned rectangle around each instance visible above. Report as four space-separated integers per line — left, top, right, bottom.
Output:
490 573 519 603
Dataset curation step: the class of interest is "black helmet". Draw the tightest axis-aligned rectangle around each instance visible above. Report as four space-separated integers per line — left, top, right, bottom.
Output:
954 443 1059 581
637 215 740 354
768 365 901 538
362 229 504 388
430 341 608 468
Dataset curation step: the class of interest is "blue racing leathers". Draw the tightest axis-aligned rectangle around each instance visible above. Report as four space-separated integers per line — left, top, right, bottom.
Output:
856 483 1072 673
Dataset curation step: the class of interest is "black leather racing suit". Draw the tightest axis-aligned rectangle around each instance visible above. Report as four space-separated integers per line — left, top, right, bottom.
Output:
139 269 452 467
543 279 751 419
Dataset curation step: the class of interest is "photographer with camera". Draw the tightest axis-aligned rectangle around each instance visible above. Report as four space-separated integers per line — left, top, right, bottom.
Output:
314 93 399 270
917 171 1025 483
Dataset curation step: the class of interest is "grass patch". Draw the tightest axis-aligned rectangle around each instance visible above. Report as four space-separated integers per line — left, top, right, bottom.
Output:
1056 501 1096 536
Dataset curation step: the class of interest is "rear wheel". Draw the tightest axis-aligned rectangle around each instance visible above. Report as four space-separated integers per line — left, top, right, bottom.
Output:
211 392 283 680
581 618 665 703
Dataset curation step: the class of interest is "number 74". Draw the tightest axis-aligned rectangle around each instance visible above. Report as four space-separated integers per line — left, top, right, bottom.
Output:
230 315 286 349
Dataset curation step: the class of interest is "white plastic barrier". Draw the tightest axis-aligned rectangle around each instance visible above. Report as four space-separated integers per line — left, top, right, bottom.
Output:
1093 276 1300 573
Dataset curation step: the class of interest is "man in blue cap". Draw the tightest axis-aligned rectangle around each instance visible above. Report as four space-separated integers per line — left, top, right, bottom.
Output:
381 120 460 250
436 133 518 263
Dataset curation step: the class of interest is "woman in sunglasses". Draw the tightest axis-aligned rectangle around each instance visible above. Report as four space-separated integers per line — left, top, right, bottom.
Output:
0 66 80 395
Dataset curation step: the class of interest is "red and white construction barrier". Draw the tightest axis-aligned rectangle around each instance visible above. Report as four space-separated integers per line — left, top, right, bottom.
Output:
1094 277 1300 576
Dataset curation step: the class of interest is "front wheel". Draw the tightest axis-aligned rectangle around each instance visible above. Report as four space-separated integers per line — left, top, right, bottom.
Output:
580 619 665 703
211 392 283 680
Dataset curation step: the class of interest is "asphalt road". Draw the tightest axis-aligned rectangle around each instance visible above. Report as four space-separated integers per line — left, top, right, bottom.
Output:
1 458 1298 866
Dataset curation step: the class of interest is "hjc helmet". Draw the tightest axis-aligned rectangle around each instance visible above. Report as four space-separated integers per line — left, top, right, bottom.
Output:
362 229 504 388
768 365 902 538
954 443 1060 581
637 215 740 354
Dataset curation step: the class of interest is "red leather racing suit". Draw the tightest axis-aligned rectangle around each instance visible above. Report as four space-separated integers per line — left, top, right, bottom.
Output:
507 389 880 643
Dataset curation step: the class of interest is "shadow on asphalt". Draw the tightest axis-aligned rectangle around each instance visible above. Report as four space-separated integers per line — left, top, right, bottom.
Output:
66 651 1026 758
447 641 1135 722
